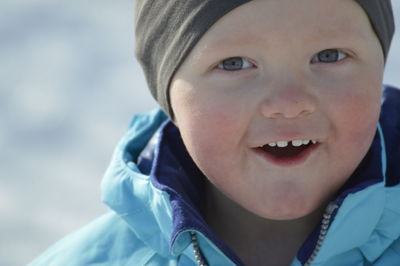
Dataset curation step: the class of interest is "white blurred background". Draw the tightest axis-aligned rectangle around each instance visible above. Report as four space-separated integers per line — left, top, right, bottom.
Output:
0 1 399 265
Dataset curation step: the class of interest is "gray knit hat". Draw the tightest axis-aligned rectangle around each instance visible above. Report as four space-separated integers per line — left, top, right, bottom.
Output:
135 0 395 118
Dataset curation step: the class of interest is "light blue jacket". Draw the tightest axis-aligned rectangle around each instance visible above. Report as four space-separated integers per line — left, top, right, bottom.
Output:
30 86 400 265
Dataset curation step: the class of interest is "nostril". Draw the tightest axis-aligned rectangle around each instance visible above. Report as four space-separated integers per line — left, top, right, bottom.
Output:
298 109 313 117
263 109 311 119
260 101 315 119
259 88 316 119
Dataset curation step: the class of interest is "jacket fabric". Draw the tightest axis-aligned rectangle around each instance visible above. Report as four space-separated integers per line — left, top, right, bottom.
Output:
30 86 400 266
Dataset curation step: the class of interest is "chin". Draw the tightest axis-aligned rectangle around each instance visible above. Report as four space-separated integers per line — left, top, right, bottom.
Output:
268 211 312 221
251 197 323 221
259 209 312 221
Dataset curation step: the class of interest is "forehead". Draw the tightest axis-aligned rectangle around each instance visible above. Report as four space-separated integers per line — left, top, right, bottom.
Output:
193 0 373 53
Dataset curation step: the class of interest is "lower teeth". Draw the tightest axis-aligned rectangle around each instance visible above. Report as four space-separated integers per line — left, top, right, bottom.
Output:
261 143 312 158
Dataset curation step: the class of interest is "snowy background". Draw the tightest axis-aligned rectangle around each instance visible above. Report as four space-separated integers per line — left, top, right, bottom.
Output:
0 1 399 265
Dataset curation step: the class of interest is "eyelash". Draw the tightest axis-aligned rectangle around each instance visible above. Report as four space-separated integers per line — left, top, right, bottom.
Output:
310 49 348 64
215 49 348 72
217 57 254 71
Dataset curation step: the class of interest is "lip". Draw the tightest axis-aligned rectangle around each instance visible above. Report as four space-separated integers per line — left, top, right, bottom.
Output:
253 143 320 167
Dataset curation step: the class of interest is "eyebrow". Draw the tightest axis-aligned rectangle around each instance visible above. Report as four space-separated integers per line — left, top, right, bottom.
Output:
196 33 269 56
198 25 368 55
308 22 369 43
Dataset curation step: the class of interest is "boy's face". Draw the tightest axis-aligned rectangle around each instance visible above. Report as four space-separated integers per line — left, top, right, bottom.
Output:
170 0 384 220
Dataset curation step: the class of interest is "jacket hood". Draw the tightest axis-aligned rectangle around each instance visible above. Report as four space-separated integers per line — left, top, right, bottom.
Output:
100 109 176 257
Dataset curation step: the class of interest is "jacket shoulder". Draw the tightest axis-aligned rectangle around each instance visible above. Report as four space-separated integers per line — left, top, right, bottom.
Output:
29 212 160 266
372 237 400 265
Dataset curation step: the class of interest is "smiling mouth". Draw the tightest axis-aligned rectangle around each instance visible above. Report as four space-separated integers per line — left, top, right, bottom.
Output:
255 139 319 166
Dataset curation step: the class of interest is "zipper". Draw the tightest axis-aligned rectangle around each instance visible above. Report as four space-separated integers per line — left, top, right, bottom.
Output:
304 202 339 266
190 231 209 266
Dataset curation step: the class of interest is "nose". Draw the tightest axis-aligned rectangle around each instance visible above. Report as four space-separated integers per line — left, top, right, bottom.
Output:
260 81 316 119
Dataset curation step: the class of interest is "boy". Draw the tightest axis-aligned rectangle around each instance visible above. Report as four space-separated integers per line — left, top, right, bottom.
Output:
31 0 399 265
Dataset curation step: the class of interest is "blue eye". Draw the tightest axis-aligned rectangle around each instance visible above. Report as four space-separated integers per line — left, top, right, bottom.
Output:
217 57 254 71
311 49 347 63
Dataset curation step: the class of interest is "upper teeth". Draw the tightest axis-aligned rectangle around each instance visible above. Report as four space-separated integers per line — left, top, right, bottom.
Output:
265 139 317 148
